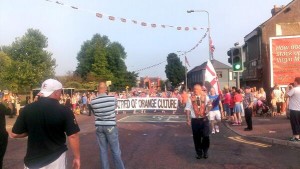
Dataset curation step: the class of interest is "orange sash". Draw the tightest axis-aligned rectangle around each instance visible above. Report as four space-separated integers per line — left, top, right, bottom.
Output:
191 95 206 117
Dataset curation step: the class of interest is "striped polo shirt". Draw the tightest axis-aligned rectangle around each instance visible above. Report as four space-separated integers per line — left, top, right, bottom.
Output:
91 93 116 126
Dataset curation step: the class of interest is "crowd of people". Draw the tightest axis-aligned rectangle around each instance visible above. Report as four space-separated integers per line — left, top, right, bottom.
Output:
1 77 300 168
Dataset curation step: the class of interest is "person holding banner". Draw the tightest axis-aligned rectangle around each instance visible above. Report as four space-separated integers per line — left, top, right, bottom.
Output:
185 83 211 159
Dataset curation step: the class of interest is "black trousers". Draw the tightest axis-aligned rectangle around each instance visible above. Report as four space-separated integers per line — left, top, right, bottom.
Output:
289 110 300 135
245 107 253 130
0 132 8 169
88 104 93 116
191 118 210 156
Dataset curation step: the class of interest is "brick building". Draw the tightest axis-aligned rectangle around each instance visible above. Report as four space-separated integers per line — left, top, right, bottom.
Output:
242 0 300 97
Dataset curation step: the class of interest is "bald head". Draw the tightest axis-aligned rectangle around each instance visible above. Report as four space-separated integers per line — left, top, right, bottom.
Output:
98 82 107 94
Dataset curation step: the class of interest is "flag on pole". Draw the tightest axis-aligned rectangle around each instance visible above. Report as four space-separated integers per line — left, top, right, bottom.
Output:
209 36 215 57
205 60 221 95
185 56 190 67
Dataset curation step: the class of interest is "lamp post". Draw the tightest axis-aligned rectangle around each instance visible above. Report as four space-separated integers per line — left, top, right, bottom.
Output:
177 51 188 91
187 10 211 60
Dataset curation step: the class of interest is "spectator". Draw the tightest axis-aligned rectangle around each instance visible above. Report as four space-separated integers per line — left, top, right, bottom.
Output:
272 84 284 115
233 89 243 125
243 86 254 131
286 77 300 142
91 82 125 169
10 79 80 169
0 101 8 169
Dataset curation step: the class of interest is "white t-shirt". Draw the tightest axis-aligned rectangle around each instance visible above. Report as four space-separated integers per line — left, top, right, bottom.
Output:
287 86 300 111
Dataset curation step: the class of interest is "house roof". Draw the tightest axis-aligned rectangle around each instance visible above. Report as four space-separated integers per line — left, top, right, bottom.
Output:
188 59 232 74
244 0 296 41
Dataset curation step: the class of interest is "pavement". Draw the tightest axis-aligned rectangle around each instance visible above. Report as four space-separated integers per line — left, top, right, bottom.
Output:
5 112 300 149
223 114 300 148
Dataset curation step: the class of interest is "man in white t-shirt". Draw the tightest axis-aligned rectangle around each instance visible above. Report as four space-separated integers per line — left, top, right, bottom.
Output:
286 77 300 142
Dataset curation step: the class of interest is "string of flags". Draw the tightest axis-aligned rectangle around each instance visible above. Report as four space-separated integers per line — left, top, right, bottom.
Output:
45 0 206 31
44 0 212 73
134 29 208 72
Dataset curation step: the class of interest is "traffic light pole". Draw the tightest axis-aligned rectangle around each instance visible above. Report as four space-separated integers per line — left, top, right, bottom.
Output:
236 72 240 89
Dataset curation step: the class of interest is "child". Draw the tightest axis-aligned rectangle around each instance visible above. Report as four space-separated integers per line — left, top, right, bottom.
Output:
271 97 277 117
74 104 81 115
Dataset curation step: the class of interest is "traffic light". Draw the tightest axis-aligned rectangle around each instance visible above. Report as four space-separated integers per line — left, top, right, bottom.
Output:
231 47 243 72
227 50 232 64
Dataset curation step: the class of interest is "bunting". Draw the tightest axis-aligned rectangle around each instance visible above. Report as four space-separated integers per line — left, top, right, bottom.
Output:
134 29 209 72
45 0 206 31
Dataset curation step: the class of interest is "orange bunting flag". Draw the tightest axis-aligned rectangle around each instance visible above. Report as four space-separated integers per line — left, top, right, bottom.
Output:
151 24 156 28
120 18 126 22
108 16 115 20
96 13 102 18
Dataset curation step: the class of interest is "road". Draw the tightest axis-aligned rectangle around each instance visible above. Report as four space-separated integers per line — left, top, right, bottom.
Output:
3 113 300 169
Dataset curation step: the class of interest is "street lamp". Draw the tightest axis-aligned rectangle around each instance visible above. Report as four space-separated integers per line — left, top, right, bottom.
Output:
187 10 211 60
177 51 188 91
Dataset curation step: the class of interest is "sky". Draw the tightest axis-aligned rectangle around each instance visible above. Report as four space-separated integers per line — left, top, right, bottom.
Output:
0 0 292 79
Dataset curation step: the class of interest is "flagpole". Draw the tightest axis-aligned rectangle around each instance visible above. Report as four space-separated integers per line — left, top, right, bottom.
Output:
177 51 188 91
187 10 211 60
184 53 188 91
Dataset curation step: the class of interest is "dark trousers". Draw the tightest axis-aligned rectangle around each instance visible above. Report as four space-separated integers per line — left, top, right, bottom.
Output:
289 110 300 135
245 107 253 130
88 104 93 116
0 132 8 169
191 118 210 156
276 102 283 114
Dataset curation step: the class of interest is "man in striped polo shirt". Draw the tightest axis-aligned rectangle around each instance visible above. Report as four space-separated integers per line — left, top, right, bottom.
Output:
91 82 125 169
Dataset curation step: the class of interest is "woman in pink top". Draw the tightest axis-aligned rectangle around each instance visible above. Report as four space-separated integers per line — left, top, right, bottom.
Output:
223 88 231 120
233 89 243 125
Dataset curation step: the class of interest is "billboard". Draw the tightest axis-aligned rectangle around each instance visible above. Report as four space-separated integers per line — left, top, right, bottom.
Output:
270 36 300 87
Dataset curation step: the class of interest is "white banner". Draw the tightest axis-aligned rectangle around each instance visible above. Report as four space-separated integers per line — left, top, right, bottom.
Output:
116 97 178 110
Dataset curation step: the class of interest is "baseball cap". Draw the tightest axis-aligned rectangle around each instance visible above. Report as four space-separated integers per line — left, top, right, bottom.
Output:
245 86 251 89
39 79 63 97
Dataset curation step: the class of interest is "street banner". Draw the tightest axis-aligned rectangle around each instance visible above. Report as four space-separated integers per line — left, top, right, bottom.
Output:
116 97 178 110
270 36 300 87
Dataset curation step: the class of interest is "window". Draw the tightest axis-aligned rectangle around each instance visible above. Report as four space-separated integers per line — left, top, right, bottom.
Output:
217 71 223 78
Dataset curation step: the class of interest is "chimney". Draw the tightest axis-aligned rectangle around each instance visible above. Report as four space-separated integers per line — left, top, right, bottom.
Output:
271 5 285 16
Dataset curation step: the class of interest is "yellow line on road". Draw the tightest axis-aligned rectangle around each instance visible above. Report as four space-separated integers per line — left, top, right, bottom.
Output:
228 136 271 148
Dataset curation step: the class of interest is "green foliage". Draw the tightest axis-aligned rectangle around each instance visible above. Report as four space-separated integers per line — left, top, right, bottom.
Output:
165 53 185 87
0 29 56 92
0 51 12 89
76 34 138 92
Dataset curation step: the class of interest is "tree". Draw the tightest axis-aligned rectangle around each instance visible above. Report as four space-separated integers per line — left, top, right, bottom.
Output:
76 34 111 79
0 51 12 89
165 53 185 88
1 29 56 92
76 34 137 91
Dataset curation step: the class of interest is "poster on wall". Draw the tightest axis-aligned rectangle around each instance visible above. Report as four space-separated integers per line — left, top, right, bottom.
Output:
269 35 300 87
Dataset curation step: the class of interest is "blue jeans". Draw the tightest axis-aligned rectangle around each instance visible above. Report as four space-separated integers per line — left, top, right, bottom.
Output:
223 103 230 116
96 126 125 169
